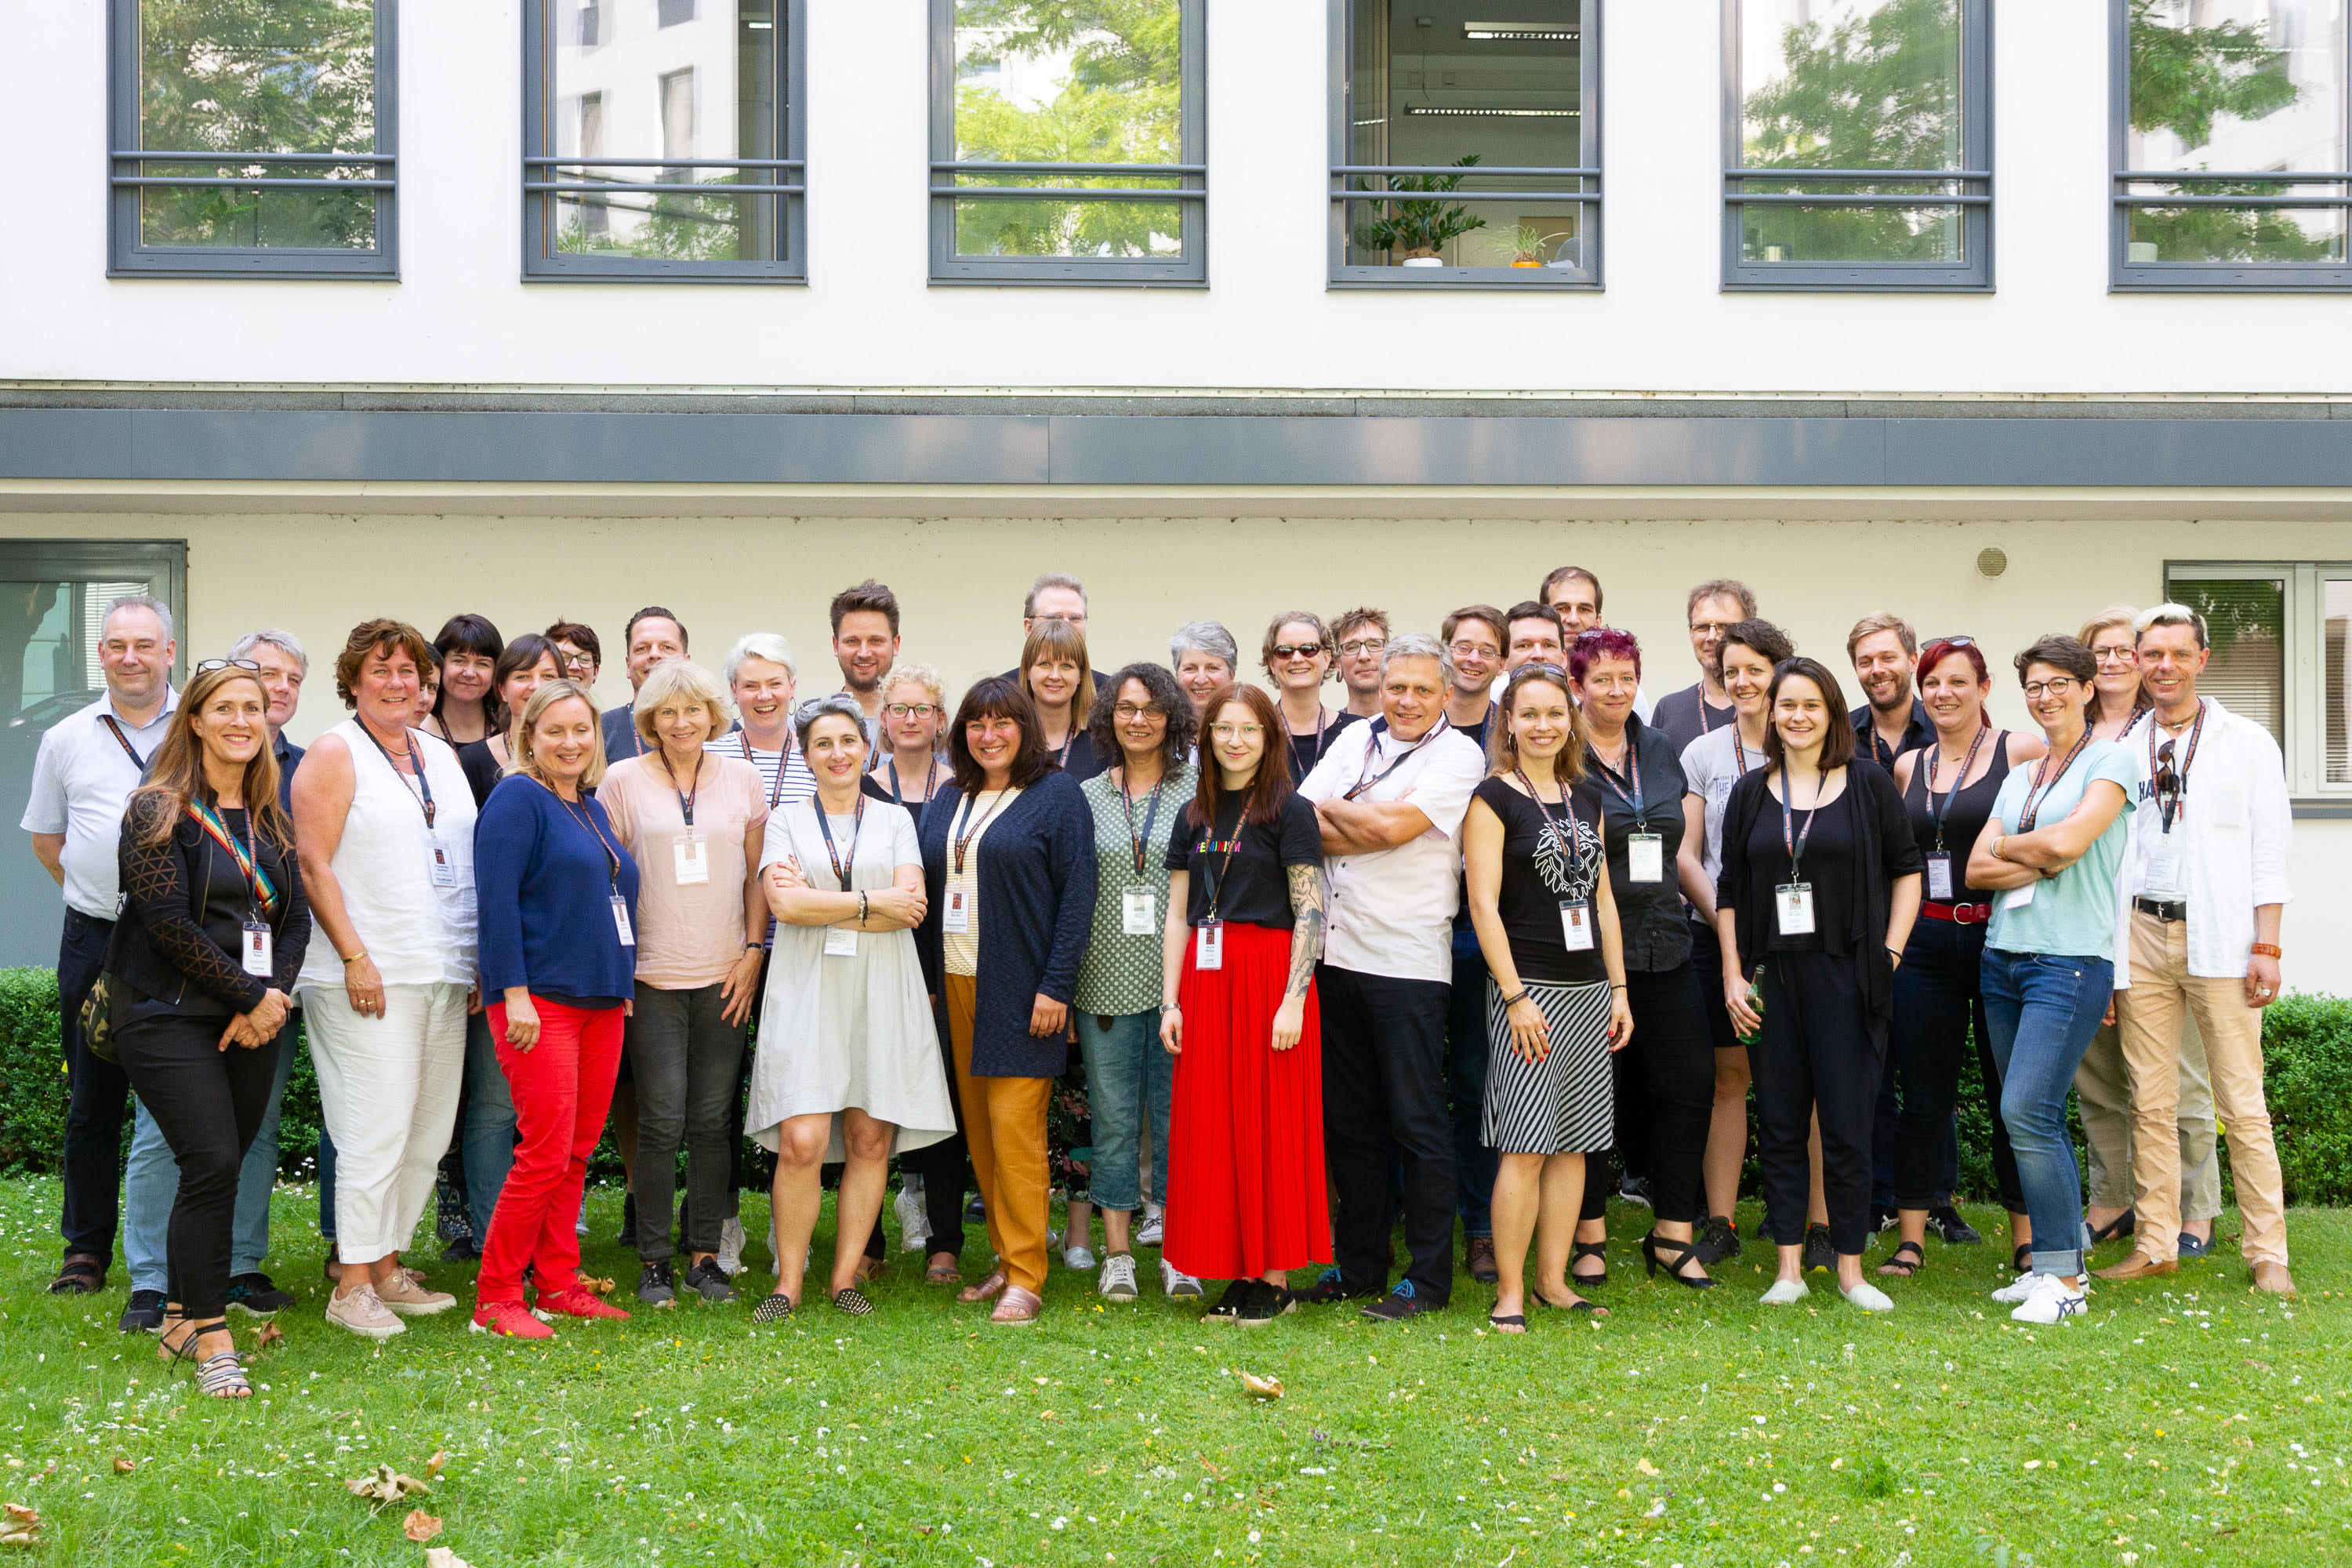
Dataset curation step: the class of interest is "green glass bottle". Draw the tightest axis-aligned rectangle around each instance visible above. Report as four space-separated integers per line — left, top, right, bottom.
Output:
1735 965 1766 1047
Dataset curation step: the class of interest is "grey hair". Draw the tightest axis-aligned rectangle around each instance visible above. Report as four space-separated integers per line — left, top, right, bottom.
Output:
1169 619 1239 669
2135 601 2210 650
1381 631 1456 688
792 694 869 753
101 593 173 644
724 631 797 684
228 628 308 672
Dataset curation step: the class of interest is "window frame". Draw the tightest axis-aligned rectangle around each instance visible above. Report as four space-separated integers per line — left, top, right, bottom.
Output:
521 0 807 284
2111 1 2352 292
2165 559 2352 802
1326 0 1602 290
927 0 1208 288
1720 0 1992 292
107 0 400 279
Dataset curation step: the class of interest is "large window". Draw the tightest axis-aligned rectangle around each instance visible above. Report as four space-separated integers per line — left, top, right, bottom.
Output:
2166 563 2352 800
1723 0 1991 290
929 0 1207 285
108 0 397 278
2114 1 2352 290
1330 2 1600 287
524 0 804 281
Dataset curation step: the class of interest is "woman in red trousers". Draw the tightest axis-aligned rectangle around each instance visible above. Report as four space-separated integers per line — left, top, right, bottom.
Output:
1158 683 1330 1327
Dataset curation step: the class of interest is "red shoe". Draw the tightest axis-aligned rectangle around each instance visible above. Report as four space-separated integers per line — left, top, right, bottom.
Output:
470 1299 556 1340
538 1287 630 1321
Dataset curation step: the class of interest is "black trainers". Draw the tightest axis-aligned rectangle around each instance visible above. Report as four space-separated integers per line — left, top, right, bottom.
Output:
1203 1279 1253 1323
681 1258 739 1303
637 1260 677 1306
1618 1174 1653 1209
1928 1205 1984 1246
1870 1205 1899 1234
1361 1280 1440 1323
118 1289 167 1334
1236 1281 1294 1328
1692 1215 1743 1265
441 1232 482 1261
1298 1268 1377 1305
1802 1224 1838 1273
225 1272 296 1318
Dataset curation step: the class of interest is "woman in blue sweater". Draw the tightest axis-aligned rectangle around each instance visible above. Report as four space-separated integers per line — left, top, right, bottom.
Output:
470 680 642 1340
914 677 1098 1325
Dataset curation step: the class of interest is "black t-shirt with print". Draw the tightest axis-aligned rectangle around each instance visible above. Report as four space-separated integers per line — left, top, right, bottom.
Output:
1165 793 1321 931
1472 775 1608 985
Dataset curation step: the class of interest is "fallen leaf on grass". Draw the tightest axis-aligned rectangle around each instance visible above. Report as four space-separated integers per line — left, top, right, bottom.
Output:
0 1504 37 1548
1635 1457 1660 1475
111 1457 135 1475
425 1451 448 1480
346 1465 433 1504
425 1550 474 1568
578 1276 615 1295
401 1510 443 1543
251 1322 285 1348
1240 1372 1283 1400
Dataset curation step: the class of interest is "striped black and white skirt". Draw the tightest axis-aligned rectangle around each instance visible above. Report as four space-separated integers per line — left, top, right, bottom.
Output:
1483 974 1615 1156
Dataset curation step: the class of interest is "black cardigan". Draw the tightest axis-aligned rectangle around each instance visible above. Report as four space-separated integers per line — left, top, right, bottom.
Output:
1715 759 1920 1032
112 792 310 1020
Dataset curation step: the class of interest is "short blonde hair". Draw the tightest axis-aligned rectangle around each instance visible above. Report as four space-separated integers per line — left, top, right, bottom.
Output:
633 659 734 745
2078 604 2138 648
877 659 946 711
513 679 608 792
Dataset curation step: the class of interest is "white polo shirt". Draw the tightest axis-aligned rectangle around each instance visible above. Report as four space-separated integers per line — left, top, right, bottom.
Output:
1298 717 1486 984
20 689 180 919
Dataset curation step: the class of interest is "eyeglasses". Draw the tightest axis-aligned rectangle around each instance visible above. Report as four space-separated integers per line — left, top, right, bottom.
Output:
195 659 261 673
1929 634 1976 648
1112 702 1166 721
1270 643 1324 660
2092 646 2138 666
2020 677 2080 699
561 651 595 670
1689 621 1733 637
1336 638 1386 657
1209 723 1264 739
1448 641 1501 661
884 702 940 719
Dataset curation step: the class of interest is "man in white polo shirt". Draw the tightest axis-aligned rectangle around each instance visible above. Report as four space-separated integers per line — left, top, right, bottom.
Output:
1296 633 1486 1322
20 593 177 1297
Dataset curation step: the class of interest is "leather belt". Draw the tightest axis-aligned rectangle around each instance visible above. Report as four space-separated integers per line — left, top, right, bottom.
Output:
2134 896 2188 923
1920 900 1991 925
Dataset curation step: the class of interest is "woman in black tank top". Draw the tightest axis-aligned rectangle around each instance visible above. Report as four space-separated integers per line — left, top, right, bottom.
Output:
1876 640 2047 1284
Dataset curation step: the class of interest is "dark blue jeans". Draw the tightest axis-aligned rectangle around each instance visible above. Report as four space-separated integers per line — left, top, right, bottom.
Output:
1980 948 2113 1279
59 910 129 1263
1446 931 1497 1239
1889 916 2022 1213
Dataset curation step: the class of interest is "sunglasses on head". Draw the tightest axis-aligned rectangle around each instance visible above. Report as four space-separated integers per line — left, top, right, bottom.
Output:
195 659 262 673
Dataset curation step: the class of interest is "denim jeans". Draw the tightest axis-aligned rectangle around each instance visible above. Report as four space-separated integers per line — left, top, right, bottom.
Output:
1980 947 2114 1279
125 1025 295 1291
460 1005 517 1240
317 1123 337 1242
1074 1008 1173 1214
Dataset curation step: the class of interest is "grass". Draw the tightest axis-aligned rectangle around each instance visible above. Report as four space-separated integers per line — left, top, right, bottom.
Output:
0 1178 2347 1567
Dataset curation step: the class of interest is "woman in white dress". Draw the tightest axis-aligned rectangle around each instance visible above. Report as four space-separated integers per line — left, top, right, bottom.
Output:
751 696 956 1319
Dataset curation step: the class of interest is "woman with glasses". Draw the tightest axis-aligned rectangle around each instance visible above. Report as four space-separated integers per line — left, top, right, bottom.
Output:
1073 663 1200 1302
543 620 602 690
1878 638 2044 1283
1965 636 2139 1323
456 634 564 808
1717 657 1922 1313
1170 621 1240 719
423 614 503 747
2082 607 2149 745
1262 611 1359 783
1022 618 1102 781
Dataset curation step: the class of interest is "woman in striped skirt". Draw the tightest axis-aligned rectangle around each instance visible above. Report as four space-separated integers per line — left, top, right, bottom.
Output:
1461 663 1635 1331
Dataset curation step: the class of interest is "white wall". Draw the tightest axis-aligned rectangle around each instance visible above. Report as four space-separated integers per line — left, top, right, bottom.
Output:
10 0 2352 395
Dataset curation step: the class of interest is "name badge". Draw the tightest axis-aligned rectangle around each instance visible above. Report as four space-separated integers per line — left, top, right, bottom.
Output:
609 892 635 948
2143 839 2184 897
824 927 859 958
673 831 710 887
241 920 273 978
1775 882 1816 936
428 836 457 887
2004 883 2036 911
1122 889 1156 935
943 887 971 934
1626 832 1664 884
1559 899 1595 952
1926 851 1954 902
1195 920 1224 971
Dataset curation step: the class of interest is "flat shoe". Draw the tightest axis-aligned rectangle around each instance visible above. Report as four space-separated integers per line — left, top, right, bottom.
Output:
957 1269 1007 1304
2094 1251 2179 1282
1486 1312 1526 1334
832 1287 874 1316
991 1286 1043 1324
925 1257 963 1285
2252 1261 2298 1298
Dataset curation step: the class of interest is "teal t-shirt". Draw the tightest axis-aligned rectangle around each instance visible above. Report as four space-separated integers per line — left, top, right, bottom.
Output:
1984 738 2140 961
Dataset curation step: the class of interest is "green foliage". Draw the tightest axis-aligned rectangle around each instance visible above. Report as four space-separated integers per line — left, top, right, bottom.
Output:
1351 155 1487 262
0 968 65 1174
2262 993 2352 1205
555 180 770 263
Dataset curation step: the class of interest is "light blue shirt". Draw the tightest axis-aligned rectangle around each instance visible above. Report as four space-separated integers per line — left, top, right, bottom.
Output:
1984 739 2140 962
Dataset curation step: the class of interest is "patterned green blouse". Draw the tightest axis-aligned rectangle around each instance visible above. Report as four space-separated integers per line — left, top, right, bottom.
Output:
1073 761 1197 1016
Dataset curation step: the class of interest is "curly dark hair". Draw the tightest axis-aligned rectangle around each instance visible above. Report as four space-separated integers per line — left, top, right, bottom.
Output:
947 676 1050 794
1087 661 1196 771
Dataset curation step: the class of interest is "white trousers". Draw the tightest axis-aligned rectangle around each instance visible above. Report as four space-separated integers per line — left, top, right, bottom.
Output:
301 981 467 1265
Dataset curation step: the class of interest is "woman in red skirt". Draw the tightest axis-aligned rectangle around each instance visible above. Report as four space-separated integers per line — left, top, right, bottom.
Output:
1158 683 1330 1327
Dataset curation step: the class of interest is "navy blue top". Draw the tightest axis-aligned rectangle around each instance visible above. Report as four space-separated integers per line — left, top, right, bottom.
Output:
474 773 641 1007
274 731 305 814
914 770 1098 1078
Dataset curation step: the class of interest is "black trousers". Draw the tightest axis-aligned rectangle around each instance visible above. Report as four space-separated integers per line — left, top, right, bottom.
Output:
114 1011 281 1320
1443 937 1497 1238
59 911 129 1264
1319 964 1456 1305
1752 950 1882 1257
1888 916 2024 1211
1578 962 1715 1228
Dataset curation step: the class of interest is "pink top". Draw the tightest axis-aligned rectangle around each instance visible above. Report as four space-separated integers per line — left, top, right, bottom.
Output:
599 751 770 990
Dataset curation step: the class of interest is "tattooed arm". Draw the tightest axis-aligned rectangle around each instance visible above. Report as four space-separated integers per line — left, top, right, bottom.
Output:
1271 862 1326 1051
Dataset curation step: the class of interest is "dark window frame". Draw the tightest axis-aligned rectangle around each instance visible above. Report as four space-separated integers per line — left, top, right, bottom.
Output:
927 0 1208 288
2111 0 2352 292
107 0 399 279
1327 0 1602 290
521 0 806 284
1720 0 1992 292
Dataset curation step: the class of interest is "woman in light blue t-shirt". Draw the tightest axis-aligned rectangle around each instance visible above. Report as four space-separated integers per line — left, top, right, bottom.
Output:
1964 636 2140 1329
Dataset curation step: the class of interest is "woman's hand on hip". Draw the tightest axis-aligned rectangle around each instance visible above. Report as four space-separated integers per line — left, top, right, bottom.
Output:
1028 993 1068 1038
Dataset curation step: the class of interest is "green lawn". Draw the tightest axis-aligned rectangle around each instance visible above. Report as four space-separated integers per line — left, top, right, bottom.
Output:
0 1178 2347 1567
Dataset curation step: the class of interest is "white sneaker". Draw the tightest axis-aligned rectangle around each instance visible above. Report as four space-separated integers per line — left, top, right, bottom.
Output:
2010 1274 2089 1325
1065 1245 1098 1271
1160 1258 1203 1298
1136 1208 1165 1247
1759 1277 1809 1306
716 1217 746 1276
895 1185 931 1253
374 1270 458 1317
1098 1252 1140 1301
325 1282 407 1340
1841 1280 1896 1313
575 1196 590 1237
1991 1271 2044 1305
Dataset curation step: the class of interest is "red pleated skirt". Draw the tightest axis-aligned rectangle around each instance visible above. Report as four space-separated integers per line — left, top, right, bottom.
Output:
1164 920 1331 1281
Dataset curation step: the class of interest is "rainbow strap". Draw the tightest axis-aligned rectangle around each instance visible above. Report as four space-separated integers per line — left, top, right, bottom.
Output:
186 799 280 916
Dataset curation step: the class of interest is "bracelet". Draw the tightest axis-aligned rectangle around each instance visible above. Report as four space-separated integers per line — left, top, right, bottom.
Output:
1610 983 1628 992
340 951 366 965
2251 942 2282 959
1991 834 2008 862
1499 989 1530 1008
1160 1002 1181 1013
858 892 870 923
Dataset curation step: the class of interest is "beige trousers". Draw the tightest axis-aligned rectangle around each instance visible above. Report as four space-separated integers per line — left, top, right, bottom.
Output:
2074 1014 2221 1221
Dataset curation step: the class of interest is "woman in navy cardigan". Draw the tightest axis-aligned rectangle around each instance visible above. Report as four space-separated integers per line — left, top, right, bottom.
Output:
914 676 1098 1324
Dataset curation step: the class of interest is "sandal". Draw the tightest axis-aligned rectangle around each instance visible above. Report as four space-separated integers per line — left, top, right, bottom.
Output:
1640 1232 1718 1290
47 1254 105 1296
165 1319 250 1399
1570 1240 1608 1287
1877 1240 1926 1278
832 1287 874 1316
852 1255 887 1287
924 1254 963 1286
2011 1243 2032 1274
956 1269 1007 1305
1486 1311 1527 1334
1537 1289 1608 1317
751 1293 795 1324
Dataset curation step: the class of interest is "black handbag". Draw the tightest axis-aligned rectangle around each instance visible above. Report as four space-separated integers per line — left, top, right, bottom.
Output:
77 910 130 1065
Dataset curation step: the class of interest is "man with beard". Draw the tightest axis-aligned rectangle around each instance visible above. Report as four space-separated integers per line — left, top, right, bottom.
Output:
1847 612 1931 771
828 580 902 748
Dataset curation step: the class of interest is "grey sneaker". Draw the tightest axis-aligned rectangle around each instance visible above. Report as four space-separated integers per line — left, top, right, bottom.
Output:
1064 1244 1098 1271
681 1258 739 1303
637 1261 677 1306
1160 1258 1203 1298
716 1217 747 1276
1098 1252 1140 1301
1135 1209 1165 1247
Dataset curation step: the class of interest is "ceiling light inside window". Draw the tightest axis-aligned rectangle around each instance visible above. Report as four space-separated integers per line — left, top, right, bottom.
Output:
1464 23 1578 41
1402 105 1578 117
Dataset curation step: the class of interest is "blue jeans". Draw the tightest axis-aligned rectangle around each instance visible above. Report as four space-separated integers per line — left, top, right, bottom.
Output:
125 1029 294 1291
460 1005 517 1240
1980 947 2114 1279
1074 1008 1172 1213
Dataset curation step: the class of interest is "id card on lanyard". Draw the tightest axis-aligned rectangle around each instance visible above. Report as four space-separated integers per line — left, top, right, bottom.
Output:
1193 809 1242 969
359 723 454 885
1775 765 1820 937
1120 774 1167 935
1594 738 1662 884
241 920 273 977
946 788 1011 933
662 753 711 885
814 795 866 959
560 793 633 948
1516 772 1596 949
1922 725 1989 903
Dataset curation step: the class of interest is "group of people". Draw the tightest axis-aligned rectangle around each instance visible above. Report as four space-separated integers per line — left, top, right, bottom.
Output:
21 564 2296 1392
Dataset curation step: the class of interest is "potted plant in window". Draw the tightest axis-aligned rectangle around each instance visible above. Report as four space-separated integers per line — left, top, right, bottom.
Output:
1354 154 1485 267
1508 225 1566 267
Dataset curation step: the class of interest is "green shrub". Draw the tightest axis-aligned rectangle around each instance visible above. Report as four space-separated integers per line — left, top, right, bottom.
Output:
2262 993 2352 1205
0 967 66 1174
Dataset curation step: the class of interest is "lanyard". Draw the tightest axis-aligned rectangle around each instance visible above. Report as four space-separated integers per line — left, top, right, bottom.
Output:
888 756 939 834
187 798 280 916
360 720 437 830
2018 727 2095 833
1287 706 1329 775
556 790 623 887
1196 804 1245 920
2147 700 2206 834
951 788 1013 877
811 792 866 892
659 749 703 828
1513 768 1583 855
1732 725 1765 779
1698 694 1725 735
1345 717 1450 801
1589 732 1646 828
1050 728 1076 769
1922 723 1991 850
98 713 153 773
1120 770 1167 877
1779 764 1822 880
724 733 792 811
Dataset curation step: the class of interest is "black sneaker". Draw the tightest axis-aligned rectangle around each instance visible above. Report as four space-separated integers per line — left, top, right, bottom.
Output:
1928 1205 1984 1246
441 1233 482 1262
965 1193 987 1222
681 1258 739 1303
616 1191 639 1247
1618 1174 1653 1209
1360 1280 1440 1323
118 1289 167 1334
1203 1279 1253 1323
1691 1215 1744 1265
1298 1268 1377 1305
225 1272 296 1318
1802 1224 1838 1273
1869 1205 1899 1234
637 1260 677 1306
1236 1281 1295 1327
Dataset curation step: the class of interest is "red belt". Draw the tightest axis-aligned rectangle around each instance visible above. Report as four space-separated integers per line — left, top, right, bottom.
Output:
1921 900 1991 925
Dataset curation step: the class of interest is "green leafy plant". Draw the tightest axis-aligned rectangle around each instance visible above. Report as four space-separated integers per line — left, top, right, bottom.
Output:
1507 224 1565 263
1352 154 1486 262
